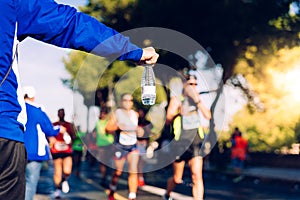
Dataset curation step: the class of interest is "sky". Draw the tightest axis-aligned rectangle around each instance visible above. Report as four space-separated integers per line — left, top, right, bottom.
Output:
18 0 89 129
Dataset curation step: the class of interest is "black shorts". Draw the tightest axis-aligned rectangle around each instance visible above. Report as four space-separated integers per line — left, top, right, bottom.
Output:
52 152 72 160
173 129 203 162
174 142 202 162
0 138 27 200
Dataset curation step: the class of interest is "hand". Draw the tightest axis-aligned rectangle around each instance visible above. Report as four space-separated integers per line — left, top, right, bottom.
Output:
140 47 159 65
60 126 67 134
48 136 57 148
184 83 200 103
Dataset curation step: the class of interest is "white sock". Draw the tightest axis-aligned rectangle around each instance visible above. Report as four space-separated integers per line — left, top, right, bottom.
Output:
128 192 136 199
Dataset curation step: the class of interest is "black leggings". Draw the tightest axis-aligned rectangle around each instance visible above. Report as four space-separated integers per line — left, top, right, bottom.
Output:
0 138 27 200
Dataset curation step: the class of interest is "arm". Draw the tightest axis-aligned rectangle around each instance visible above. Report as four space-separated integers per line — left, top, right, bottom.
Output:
105 112 118 134
39 110 60 137
196 100 212 120
184 85 212 120
166 96 181 125
17 0 158 63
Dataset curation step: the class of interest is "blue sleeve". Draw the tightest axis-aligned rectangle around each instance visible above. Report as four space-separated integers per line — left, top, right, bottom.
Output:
17 0 142 61
39 109 60 137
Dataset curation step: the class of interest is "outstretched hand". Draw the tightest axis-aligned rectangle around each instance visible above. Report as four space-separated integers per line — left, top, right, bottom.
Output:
140 47 159 65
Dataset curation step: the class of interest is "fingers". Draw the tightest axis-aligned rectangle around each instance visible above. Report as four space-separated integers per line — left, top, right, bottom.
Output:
60 125 67 133
140 47 159 65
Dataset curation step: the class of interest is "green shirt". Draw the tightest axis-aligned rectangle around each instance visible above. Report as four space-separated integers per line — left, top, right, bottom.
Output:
72 131 86 151
95 119 114 147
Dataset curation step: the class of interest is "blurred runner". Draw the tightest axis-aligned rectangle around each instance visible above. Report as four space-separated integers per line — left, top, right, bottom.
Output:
163 74 211 200
137 108 152 187
49 109 76 198
94 107 114 188
23 86 65 200
231 127 248 182
72 126 86 178
106 93 142 200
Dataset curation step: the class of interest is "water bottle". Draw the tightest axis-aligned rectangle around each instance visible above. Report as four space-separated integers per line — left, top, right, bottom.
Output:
141 65 156 105
63 132 72 144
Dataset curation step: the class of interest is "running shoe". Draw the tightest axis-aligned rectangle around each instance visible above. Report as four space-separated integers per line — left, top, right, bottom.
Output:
62 180 70 193
138 178 145 187
162 193 173 200
51 189 62 199
128 192 136 200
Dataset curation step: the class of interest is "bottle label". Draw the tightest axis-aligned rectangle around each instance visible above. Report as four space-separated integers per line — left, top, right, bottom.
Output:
142 86 156 94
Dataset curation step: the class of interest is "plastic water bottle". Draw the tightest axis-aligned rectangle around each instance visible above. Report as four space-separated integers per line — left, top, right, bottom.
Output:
63 132 72 144
141 65 156 105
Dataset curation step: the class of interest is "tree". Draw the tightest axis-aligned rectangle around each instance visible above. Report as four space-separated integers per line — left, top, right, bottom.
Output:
230 46 300 152
80 0 300 80
63 0 300 151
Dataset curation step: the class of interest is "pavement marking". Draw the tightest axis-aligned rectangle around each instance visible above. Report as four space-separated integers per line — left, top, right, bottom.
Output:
139 185 193 200
104 189 128 200
84 174 193 200
84 176 127 200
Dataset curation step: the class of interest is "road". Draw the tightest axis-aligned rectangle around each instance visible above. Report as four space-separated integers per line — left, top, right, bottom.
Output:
35 160 300 200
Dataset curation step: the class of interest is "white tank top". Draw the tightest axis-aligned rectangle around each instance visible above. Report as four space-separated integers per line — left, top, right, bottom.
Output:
115 109 138 145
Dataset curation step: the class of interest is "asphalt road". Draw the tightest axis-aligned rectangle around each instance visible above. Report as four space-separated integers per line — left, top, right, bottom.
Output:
35 160 300 200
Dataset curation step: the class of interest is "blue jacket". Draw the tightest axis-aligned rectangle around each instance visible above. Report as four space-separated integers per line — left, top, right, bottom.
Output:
0 0 142 142
24 101 60 161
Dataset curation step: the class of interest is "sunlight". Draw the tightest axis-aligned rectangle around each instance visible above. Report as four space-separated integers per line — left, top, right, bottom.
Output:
272 67 300 102
285 67 300 102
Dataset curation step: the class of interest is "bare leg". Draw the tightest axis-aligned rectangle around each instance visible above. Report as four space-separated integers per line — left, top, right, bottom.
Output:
109 158 125 194
138 156 145 180
62 156 73 180
165 161 185 197
127 151 139 195
188 156 204 200
53 158 63 189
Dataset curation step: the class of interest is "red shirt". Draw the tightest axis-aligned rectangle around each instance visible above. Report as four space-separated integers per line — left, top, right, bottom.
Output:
231 135 248 160
50 121 76 154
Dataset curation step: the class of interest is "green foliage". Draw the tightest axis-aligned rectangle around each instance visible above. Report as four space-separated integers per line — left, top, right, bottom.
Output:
79 0 300 80
294 117 300 142
63 0 300 152
230 108 297 152
230 45 300 152
63 51 110 107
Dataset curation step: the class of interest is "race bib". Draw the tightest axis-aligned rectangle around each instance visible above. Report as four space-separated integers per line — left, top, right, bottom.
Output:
119 131 137 145
182 113 200 130
54 142 69 151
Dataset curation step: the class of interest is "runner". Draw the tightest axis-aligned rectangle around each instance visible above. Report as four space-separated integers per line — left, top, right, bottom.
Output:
105 93 142 200
163 74 211 200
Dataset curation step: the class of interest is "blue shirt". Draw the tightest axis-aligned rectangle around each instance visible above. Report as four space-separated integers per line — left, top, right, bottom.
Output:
0 0 142 142
24 101 60 161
